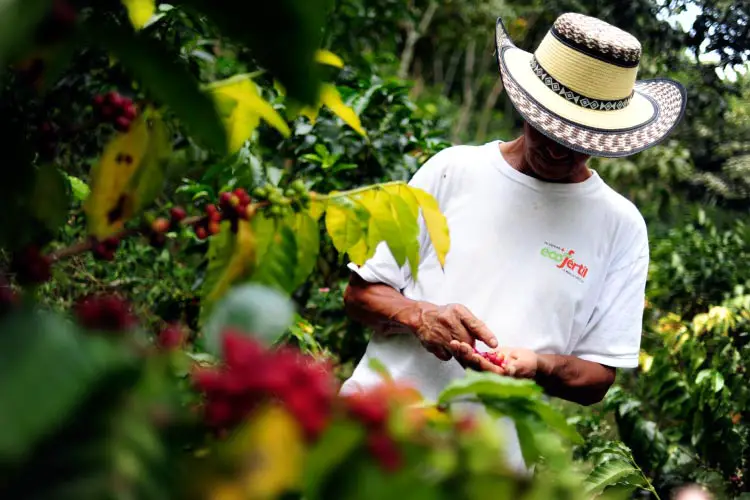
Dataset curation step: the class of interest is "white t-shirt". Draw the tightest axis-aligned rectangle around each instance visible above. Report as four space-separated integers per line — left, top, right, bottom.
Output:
340 140 649 473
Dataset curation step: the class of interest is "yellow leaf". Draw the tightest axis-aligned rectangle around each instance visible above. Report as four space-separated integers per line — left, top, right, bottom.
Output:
204 76 290 152
203 220 256 314
357 189 407 267
409 186 450 268
347 238 369 265
122 0 155 29
315 49 345 68
320 83 367 137
220 405 305 499
325 202 364 254
384 183 419 219
300 105 319 124
308 198 327 221
84 108 170 239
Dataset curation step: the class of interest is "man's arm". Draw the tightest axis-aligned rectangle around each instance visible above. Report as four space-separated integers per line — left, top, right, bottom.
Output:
344 274 498 361
448 342 616 406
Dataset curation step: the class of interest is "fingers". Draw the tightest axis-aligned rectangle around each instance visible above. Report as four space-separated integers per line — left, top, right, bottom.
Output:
456 305 498 348
437 308 474 346
449 341 505 375
422 342 453 361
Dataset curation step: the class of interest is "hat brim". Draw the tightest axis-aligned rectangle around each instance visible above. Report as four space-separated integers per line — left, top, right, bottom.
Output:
495 17 687 158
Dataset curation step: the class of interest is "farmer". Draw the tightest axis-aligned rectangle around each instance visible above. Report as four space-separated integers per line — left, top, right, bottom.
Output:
339 13 686 473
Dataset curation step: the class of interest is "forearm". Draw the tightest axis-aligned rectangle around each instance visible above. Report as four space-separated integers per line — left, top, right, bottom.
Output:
343 274 424 334
534 354 616 406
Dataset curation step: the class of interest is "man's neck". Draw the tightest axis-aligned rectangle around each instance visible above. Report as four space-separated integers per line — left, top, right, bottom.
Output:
499 137 591 184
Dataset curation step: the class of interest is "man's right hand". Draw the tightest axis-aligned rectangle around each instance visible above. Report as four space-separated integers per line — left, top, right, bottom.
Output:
411 302 498 361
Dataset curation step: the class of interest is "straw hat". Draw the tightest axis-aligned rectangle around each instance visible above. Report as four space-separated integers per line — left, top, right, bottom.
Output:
495 13 687 157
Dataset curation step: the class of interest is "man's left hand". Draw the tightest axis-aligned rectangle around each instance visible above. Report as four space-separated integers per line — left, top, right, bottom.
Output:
448 341 538 379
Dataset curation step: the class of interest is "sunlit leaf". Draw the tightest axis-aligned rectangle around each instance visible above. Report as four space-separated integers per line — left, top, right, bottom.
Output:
84 108 171 238
291 211 320 288
201 220 256 321
308 198 327 221
410 186 450 268
325 202 363 254
204 75 290 152
320 83 367 137
315 49 344 68
65 174 90 202
250 215 298 293
357 189 407 267
387 192 420 279
122 0 155 29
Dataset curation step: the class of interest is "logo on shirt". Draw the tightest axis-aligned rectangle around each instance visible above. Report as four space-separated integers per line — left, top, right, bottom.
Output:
540 242 589 282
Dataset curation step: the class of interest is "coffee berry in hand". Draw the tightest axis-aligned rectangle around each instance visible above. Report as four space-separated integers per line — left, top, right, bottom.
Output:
474 347 506 368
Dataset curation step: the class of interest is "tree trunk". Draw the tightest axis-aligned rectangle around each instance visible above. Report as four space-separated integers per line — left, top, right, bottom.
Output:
475 78 504 143
442 47 462 97
398 1 438 79
451 38 477 142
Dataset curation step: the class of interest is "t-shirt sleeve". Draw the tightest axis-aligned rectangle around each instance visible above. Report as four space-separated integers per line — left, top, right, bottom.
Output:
346 148 450 291
571 228 649 369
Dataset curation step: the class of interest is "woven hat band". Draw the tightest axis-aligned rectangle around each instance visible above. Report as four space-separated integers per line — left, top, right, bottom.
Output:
534 32 638 101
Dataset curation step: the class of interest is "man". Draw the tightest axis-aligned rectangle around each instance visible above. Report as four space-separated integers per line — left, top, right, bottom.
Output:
340 13 687 472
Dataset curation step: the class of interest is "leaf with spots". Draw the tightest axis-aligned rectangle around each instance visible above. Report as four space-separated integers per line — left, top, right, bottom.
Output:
200 220 256 323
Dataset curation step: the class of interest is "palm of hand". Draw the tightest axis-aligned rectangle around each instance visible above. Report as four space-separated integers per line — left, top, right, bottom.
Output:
449 342 538 379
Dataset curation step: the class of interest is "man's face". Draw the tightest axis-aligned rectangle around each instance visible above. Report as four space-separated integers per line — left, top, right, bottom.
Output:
522 122 590 181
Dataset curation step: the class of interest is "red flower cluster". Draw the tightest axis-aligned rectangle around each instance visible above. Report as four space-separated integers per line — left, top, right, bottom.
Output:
474 348 506 368
93 91 137 132
343 388 402 472
192 330 335 440
74 294 136 332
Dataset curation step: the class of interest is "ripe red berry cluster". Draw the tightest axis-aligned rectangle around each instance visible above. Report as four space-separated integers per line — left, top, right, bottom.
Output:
193 188 253 240
93 91 137 132
91 236 120 261
74 294 136 332
11 246 51 285
474 347 506 368
192 330 335 440
343 388 402 472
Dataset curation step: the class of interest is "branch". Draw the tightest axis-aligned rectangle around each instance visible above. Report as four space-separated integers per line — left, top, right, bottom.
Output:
397 1 438 79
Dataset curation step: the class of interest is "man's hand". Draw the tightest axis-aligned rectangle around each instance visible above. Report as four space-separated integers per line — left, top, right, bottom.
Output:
448 340 616 406
448 342 538 378
412 303 498 361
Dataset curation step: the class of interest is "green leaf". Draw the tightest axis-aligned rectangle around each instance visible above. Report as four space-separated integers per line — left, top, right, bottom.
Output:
87 21 226 152
0 309 129 463
65 174 90 202
200 220 256 322
530 400 584 444
290 211 320 288
250 216 298 293
437 370 542 405
203 283 295 355
0 0 52 68
303 420 365 500
180 0 332 105
584 459 646 496
514 419 542 468
30 164 69 234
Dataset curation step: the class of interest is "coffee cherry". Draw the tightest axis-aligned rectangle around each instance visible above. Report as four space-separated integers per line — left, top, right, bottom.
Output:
121 103 137 121
291 180 306 192
114 117 131 132
169 206 187 223
75 294 136 332
151 217 171 235
208 221 221 235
